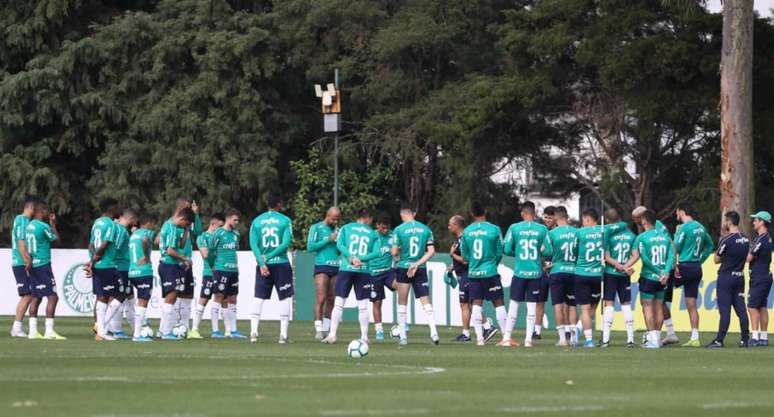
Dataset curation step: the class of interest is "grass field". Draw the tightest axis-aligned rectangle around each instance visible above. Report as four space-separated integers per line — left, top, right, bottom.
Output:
1 317 773 417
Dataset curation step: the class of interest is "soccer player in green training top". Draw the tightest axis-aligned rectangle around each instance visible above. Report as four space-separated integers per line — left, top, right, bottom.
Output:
673 202 715 347
108 209 138 339
623 210 675 349
10 196 37 338
574 208 604 348
161 198 202 331
323 209 381 344
157 207 195 340
210 208 243 339
601 208 636 347
391 202 439 345
461 202 506 347
370 213 398 341
88 198 123 341
547 206 578 346
534 206 556 340
128 213 157 342
501 201 552 347
249 193 294 344
307 206 341 339
25 200 65 340
190 213 225 339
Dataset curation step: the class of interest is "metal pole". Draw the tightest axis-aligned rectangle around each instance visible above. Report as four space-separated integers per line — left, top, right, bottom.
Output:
334 133 339 206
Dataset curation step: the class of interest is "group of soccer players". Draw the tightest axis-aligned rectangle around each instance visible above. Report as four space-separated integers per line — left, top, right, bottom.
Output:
8 192 773 348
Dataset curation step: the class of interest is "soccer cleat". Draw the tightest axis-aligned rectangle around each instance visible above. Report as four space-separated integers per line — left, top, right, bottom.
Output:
278 337 288 344
760 340 769 347
524 340 533 348
598 340 610 348
555 340 568 347
43 331 67 340
532 332 542 340
405 324 411 332
228 331 247 339
626 341 637 348
375 330 385 341
315 331 324 340
187 329 203 339
454 334 472 342
399 338 408 346
749 339 759 347
497 339 520 347
321 335 337 344
28 331 44 340
161 333 182 341
476 339 486 347
583 339 595 348
132 336 153 342
704 340 723 349
682 339 701 347
739 340 750 348
483 327 499 343
10 328 28 338
661 334 679 346
111 331 130 340
249 333 258 343
644 341 661 349
210 330 226 339
430 334 440 345
95 334 116 341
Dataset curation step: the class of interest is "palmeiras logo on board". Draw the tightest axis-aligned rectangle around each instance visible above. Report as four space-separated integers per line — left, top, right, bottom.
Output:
63 262 95 314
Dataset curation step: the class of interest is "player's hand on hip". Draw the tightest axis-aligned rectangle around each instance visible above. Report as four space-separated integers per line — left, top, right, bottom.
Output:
261 265 270 277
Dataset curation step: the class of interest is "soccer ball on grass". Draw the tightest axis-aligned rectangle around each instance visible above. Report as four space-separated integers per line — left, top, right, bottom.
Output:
347 339 369 358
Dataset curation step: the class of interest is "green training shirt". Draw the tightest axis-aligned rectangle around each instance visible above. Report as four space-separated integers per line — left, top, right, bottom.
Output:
460 221 503 279
113 222 131 272
673 219 715 264
575 225 604 278
337 222 379 273
548 225 578 274
11 214 31 267
634 228 675 281
369 230 394 274
503 221 551 279
604 227 636 277
159 221 186 265
197 231 214 277
307 221 340 267
25 219 56 267
392 220 434 269
211 227 240 272
128 228 155 278
90 216 117 269
249 210 293 267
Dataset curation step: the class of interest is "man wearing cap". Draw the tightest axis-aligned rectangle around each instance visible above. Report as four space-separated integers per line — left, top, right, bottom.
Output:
748 211 772 347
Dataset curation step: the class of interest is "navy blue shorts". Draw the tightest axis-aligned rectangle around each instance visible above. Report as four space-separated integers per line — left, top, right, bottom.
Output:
158 262 183 297
468 275 504 302
336 270 371 300
255 263 294 300
29 264 57 298
314 265 339 277
537 273 550 303
639 278 666 299
672 262 703 299
370 270 396 301
213 270 239 296
13 265 31 296
200 274 215 299
117 270 132 297
395 267 430 298
511 277 543 302
93 267 120 297
748 277 773 309
603 273 631 303
179 267 195 297
130 276 153 300
457 271 470 304
573 276 601 306
549 272 576 306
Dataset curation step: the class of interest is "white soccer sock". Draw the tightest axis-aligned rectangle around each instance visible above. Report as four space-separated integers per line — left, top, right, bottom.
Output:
45 318 54 334
222 304 233 333
134 306 146 338
228 303 237 333
397 304 408 340
179 299 192 329
322 317 331 332
192 304 205 331
482 317 492 330
13 320 23 331
525 302 537 343
280 298 291 339
495 306 507 334
462 328 470 337
161 302 175 334
503 300 519 340
664 318 676 336
96 301 107 336
752 330 760 340
174 298 181 325
210 303 221 333
535 324 543 335
358 299 370 340
104 299 123 334
250 298 264 335
329 297 345 339
472 305 484 342
124 300 136 332
29 317 38 335
584 329 593 342
761 331 769 341
558 324 566 343
109 301 124 333
622 304 634 343
422 303 438 338
691 328 700 341
314 320 323 332
602 306 614 343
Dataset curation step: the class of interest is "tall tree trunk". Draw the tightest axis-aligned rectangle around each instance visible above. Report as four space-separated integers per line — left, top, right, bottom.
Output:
719 0 754 236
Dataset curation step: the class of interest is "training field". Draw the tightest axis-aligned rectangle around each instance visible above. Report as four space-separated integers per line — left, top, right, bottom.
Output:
1 317 772 417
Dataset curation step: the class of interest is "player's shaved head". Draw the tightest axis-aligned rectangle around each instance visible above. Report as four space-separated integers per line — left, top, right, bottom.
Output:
605 208 620 223
326 207 341 217
450 215 466 228
632 206 647 217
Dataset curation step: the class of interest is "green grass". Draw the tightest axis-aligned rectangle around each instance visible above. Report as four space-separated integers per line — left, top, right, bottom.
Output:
1 316 773 417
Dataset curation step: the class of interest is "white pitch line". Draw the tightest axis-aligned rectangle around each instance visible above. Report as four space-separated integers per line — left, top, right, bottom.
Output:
501 405 607 413
700 402 771 409
320 409 428 416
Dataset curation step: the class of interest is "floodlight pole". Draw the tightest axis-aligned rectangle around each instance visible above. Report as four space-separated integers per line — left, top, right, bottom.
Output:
333 68 339 207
